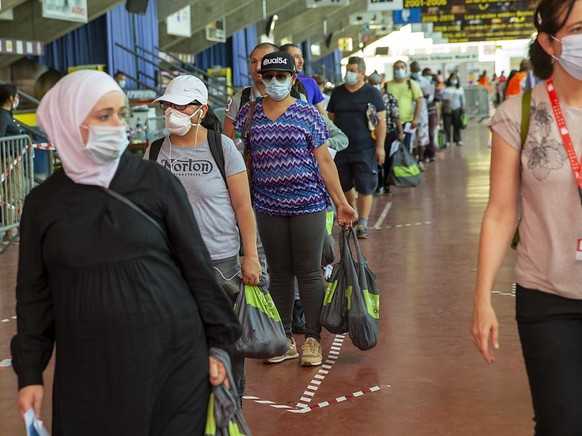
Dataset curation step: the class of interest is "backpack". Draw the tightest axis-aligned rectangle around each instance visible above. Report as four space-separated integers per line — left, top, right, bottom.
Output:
148 130 226 182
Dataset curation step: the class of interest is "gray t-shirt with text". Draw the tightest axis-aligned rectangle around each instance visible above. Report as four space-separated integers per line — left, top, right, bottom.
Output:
145 134 246 260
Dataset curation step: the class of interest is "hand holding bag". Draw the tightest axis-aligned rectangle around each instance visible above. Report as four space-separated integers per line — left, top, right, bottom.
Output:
233 283 288 359
205 348 252 436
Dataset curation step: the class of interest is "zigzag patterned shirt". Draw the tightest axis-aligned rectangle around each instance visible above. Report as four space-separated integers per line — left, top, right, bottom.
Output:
235 98 330 216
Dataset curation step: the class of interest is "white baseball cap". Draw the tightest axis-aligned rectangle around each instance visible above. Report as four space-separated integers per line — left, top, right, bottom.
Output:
154 75 208 106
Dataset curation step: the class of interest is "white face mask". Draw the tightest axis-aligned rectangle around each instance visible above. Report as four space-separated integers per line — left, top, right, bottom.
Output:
118 80 126 89
82 124 129 164
263 76 292 101
345 71 359 85
450 79 458 85
164 107 203 136
552 34 582 81
12 97 19 110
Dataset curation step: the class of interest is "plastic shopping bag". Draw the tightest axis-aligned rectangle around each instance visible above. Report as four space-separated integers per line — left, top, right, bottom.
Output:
388 142 421 187
344 228 380 351
205 348 252 436
234 284 288 359
319 228 353 334
321 206 336 267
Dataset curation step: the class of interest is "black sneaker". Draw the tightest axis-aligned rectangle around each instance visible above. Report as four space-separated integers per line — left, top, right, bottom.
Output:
356 225 369 239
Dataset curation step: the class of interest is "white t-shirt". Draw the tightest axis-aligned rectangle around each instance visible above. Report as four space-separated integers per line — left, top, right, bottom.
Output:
489 81 582 299
145 134 247 260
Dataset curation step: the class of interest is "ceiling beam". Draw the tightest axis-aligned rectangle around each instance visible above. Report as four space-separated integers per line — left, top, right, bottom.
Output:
0 0 27 12
166 0 300 55
0 0 124 69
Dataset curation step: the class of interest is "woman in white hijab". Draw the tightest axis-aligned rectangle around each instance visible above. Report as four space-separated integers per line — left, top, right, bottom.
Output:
10 70 241 435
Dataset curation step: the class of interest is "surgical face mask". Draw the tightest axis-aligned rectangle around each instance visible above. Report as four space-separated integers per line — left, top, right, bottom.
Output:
12 97 19 110
394 69 407 80
345 71 359 85
118 80 126 89
411 72 420 80
263 76 292 101
164 107 203 136
551 34 582 81
373 84 381 90
82 124 129 164
450 79 458 85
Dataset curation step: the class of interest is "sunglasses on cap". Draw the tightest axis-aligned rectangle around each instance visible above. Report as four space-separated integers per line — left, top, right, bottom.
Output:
262 73 292 84
159 101 200 111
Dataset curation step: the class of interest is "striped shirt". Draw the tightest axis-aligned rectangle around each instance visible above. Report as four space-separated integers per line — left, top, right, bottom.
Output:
235 98 330 216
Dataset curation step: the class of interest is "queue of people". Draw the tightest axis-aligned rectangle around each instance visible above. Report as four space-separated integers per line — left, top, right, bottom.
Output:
9 0 577 430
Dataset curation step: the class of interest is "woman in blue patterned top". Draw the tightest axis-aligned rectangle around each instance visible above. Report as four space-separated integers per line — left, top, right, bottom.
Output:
235 51 356 367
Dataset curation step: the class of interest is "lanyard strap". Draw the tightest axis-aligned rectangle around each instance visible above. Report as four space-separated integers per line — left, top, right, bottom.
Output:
547 78 582 191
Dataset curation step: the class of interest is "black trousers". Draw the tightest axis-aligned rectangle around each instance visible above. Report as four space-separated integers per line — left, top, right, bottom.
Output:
443 109 462 143
379 129 399 188
516 284 582 435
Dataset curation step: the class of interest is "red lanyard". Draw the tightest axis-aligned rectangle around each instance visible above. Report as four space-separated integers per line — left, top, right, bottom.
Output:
546 77 582 203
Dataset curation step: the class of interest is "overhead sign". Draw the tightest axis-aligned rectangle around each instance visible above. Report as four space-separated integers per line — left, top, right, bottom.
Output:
167 6 191 38
367 0 404 11
444 31 534 43
306 0 349 7
393 8 422 25
409 52 479 63
42 0 88 23
422 9 534 41
206 17 226 43
0 38 44 55
338 37 353 51
404 0 534 12
349 12 383 25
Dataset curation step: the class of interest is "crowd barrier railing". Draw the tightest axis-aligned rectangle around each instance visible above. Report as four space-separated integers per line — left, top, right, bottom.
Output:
464 85 492 122
1 135 54 252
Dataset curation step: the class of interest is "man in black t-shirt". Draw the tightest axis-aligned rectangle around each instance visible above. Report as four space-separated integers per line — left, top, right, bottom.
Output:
328 57 386 239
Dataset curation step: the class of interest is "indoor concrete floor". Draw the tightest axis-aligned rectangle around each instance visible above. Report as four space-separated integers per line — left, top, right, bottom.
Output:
0 120 534 435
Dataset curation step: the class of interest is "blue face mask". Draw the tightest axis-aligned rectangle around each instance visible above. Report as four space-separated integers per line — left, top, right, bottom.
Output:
394 69 407 80
263 76 292 101
345 71 359 85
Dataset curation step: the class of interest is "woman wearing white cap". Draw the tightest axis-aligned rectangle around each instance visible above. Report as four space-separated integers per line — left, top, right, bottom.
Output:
148 75 261 397
11 70 241 435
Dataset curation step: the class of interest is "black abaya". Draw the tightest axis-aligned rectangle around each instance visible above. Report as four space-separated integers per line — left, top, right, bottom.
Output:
11 152 241 435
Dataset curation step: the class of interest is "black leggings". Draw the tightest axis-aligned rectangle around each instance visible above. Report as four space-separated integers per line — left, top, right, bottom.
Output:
256 210 326 340
443 109 462 143
516 284 582 435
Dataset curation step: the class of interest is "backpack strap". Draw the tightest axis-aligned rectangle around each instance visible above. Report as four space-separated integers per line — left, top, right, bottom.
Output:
239 86 252 111
207 130 227 183
148 137 164 161
520 88 532 148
